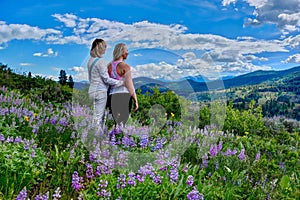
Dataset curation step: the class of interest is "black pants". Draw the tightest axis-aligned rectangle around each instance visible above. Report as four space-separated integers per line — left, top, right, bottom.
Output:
109 93 132 125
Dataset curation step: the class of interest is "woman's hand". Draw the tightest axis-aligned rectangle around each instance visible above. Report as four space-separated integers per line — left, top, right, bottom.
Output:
133 100 138 112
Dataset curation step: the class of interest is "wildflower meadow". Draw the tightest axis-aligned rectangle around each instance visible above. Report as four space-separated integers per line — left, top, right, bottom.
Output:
0 85 299 200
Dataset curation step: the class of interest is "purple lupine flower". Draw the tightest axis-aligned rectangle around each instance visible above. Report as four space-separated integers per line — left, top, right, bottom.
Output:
153 174 162 184
53 187 61 200
34 192 49 200
86 163 94 179
59 117 68 126
186 175 194 187
6 136 14 143
116 174 126 189
16 187 27 200
32 125 39 134
209 144 218 157
69 148 75 159
138 163 155 178
221 147 237 156
238 148 246 160
89 153 97 162
139 134 149 148
109 127 122 137
169 160 179 183
115 150 128 167
174 121 182 127
95 165 103 176
254 152 260 162
186 187 204 200
103 164 113 175
279 161 286 172
152 137 163 151
30 150 36 158
182 164 189 173
127 172 136 186
0 134 5 141
24 141 30 150
201 154 208 168
71 171 84 191
135 174 145 183
215 161 219 170
110 134 117 145
122 136 131 148
50 115 58 125
97 180 111 198
14 136 23 143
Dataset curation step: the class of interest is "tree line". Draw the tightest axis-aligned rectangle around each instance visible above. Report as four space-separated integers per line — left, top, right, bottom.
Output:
0 63 74 104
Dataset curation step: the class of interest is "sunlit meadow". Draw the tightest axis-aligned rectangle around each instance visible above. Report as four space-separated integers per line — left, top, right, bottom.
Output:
0 86 299 200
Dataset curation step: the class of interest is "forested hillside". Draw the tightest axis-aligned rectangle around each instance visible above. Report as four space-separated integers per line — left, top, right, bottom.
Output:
0 63 73 104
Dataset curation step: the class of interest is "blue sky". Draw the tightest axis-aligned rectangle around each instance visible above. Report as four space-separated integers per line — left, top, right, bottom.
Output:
0 0 300 81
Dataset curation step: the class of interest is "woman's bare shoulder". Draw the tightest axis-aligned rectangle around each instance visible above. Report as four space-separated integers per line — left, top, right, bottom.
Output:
118 62 131 72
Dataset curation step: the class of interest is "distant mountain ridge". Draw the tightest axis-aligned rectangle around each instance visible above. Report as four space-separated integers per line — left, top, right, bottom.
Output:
130 66 300 95
74 66 300 96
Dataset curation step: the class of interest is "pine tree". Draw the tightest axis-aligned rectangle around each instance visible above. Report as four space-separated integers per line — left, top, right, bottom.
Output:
67 75 74 88
58 70 67 85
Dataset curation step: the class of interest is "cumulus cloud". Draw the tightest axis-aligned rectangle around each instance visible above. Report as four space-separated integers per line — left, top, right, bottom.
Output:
0 21 61 45
52 13 78 28
73 71 88 81
283 53 300 63
223 0 300 35
33 48 58 57
1 10 298 81
68 66 85 72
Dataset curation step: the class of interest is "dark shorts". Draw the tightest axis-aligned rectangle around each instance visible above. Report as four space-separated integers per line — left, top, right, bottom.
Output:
108 93 132 125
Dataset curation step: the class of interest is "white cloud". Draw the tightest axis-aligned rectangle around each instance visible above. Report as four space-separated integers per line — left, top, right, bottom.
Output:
222 0 237 6
283 35 300 48
225 0 300 35
33 48 58 57
51 67 62 72
19 63 34 66
68 66 85 72
52 13 78 28
1 12 298 81
73 71 88 82
0 21 61 45
283 53 300 63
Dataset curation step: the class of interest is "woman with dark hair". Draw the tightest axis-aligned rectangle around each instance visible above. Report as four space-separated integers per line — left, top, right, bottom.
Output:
107 43 138 125
88 39 123 129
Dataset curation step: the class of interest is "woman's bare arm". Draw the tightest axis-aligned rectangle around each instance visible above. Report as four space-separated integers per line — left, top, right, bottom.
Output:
118 63 138 111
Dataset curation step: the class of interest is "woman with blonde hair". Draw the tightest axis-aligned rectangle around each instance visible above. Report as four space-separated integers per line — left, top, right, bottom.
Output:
88 38 123 129
107 43 138 125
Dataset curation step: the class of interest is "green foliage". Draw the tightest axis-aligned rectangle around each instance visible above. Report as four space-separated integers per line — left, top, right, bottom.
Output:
72 83 93 107
58 69 68 85
131 87 181 125
0 63 73 104
223 100 267 135
0 133 47 199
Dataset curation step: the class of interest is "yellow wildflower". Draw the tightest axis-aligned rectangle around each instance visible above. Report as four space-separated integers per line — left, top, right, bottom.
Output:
24 116 29 122
171 112 175 117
